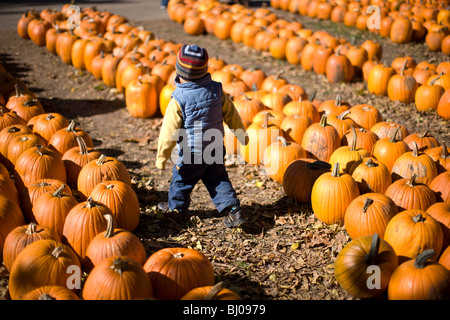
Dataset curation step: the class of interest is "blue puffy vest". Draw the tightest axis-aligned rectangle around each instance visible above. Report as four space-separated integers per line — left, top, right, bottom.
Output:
171 74 224 164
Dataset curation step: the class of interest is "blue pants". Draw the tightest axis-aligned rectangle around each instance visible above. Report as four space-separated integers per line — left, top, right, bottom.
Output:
168 159 239 214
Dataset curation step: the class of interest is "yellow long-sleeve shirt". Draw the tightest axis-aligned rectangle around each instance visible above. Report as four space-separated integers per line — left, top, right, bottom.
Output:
155 92 248 170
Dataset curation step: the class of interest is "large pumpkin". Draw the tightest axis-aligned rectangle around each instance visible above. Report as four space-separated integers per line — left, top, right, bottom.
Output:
143 247 215 300
8 239 81 300
344 193 398 239
301 114 341 162
311 162 360 225
387 249 450 300
334 233 398 299
82 255 153 300
85 214 146 272
62 197 113 268
77 154 131 200
384 209 443 263
89 180 140 232
350 157 392 194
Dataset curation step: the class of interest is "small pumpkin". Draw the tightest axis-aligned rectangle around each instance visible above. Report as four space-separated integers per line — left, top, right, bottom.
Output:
350 157 392 194
180 282 241 300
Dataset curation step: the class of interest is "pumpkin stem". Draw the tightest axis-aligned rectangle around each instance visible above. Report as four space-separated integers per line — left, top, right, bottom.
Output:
331 162 340 177
364 233 380 265
418 130 428 138
413 249 435 269
277 136 288 147
52 184 67 198
39 294 56 300
407 173 417 187
23 99 39 107
337 110 351 120
350 125 357 151
429 75 439 86
204 282 224 300
412 213 425 223
35 144 45 156
103 214 116 238
173 252 185 259
389 126 401 142
76 136 89 155
112 257 128 275
319 113 328 127
14 83 22 97
97 154 107 165
67 120 76 132
46 113 55 121
441 142 449 159
308 89 317 102
52 246 64 259
412 142 419 157
7 126 22 134
335 94 342 107
25 223 38 235
365 158 378 167
362 197 374 213
400 59 408 76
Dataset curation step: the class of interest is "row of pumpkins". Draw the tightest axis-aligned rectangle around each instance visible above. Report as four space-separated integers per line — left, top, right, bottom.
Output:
15 3 450 300
0 6 247 300
273 0 450 55
170 0 450 121
166 0 450 299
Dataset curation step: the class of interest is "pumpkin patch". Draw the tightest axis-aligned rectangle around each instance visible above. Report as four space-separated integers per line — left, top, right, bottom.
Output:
0 0 449 303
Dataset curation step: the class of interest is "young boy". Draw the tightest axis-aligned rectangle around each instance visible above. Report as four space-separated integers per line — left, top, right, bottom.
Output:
155 44 248 228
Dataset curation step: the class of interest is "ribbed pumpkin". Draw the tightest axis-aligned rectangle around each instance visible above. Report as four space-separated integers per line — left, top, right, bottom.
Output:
77 154 132 200
311 162 360 225
329 125 370 174
233 94 267 124
6 133 44 168
344 193 398 239
47 120 94 157
387 249 450 300
240 113 280 165
372 127 410 172
439 246 450 270
262 136 306 183
14 144 67 197
0 109 27 132
282 95 320 123
350 157 392 194
387 59 418 104
21 285 80 300
426 202 450 251
367 63 395 96
301 114 341 162
82 255 153 300
125 75 159 119
33 184 78 239
85 214 146 272
8 239 81 300
424 143 450 173
415 76 446 112
180 282 241 300
403 130 439 152
391 142 438 186
437 87 450 120
32 112 70 146
334 233 398 299
282 159 331 203
347 104 382 131
0 195 26 262
0 173 20 208
384 209 443 263
317 94 351 117
325 46 354 83
143 247 215 300
0 124 31 169
385 173 437 212
370 121 409 140
89 180 140 232
2 223 60 272
62 197 113 268
280 114 311 145
326 110 358 139
9 99 45 123
429 171 450 203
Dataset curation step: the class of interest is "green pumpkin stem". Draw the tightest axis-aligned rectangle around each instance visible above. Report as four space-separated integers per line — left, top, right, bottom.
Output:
204 282 224 300
413 249 435 269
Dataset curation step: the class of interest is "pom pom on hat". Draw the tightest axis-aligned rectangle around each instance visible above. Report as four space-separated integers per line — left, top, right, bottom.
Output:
176 44 209 80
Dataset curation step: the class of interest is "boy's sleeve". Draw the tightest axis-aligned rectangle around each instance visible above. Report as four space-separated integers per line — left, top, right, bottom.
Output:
222 93 248 146
155 98 183 170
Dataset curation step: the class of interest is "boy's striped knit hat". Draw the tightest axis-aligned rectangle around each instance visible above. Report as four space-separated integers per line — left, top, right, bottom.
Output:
176 44 209 80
